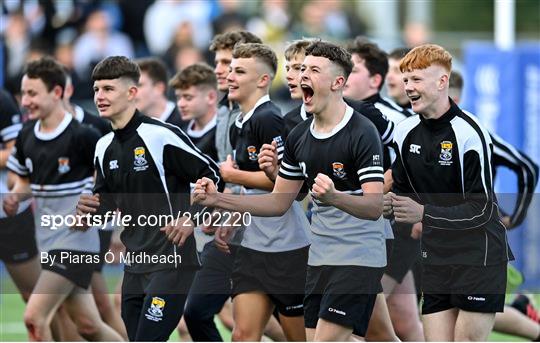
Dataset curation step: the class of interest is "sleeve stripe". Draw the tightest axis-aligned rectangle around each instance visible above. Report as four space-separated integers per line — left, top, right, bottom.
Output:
281 161 301 170
0 123 22 137
357 166 384 175
279 168 304 177
359 173 384 181
381 121 394 145
7 159 29 175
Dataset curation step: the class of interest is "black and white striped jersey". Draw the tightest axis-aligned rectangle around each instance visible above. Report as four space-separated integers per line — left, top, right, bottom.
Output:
93 110 221 273
159 100 189 131
279 105 386 267
7 113 100 253
391 99 513 266
229 95 310 253
0 89 29 218
185 115 218 162
490 131 539 228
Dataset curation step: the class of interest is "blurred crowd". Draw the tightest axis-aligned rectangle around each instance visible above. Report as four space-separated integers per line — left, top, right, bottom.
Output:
1 0 385 107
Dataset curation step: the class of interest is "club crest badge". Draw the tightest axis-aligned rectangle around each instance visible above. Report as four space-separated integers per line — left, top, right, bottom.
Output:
439 141 453 166
332 162 347 179
247 146 258 161
58 157 70 174
133 147 149 171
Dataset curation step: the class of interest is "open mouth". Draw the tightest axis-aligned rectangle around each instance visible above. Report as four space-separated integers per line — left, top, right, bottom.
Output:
301 84 314 103
409 94 421 102
97 104 110 111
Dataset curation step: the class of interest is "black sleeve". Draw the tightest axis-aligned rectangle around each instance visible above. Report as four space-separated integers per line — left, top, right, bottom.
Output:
6 130 30 176
423 139 496 230
78 126 101 172
491 133 539 228
352 119 385 186
0 89 22 144
345 98 394 147
253 111 285 162
278 130 305 181
93 155 117 216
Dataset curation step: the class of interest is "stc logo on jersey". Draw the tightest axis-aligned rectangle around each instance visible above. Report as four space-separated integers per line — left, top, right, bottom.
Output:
133 147 149 172
409 144 421 154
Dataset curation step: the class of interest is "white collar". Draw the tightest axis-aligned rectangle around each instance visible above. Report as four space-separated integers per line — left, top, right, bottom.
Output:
187 114 217 138
34 112 72 141
310 105 353 140
235 95 270 128
74 104 85 122
159 101 176 122
300 103 309 121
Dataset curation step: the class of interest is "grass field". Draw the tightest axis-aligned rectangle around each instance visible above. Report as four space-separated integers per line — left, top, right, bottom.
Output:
0 264 534 341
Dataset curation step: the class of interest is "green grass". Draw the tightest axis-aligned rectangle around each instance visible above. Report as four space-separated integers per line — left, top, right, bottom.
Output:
0 266 536 341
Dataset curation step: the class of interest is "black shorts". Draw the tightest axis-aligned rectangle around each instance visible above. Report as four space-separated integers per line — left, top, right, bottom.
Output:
232 245 308 317
94 230 113 272
304 265 384 336
385 234 421 283
41 250 99 289
0 207 37 264
422 263 507 315
189 242 235 295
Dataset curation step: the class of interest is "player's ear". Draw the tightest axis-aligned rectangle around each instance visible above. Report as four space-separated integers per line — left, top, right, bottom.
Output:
127 83 138 100
155 81 166 95
257 73 271 89
438 73 449 91
331 75 346 91
52 85 63 100
370 74 383 90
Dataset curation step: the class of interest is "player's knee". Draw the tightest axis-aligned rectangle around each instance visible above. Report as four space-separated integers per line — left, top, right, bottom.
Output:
24 310 45 340
232 326 260 342
75 316 101 340
394 318 421 339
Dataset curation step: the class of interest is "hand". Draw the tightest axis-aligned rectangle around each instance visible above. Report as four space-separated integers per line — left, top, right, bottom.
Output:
501 216 512 229
214 226 234 254
160 215 194 246
411 222 423 240
3 193 19 217
73 193 101 230
258 141 278 181
383 192 394 218
392 194 424 224
311 173 338 205
193 177 218 207
219 154 238 182
200 209 222 235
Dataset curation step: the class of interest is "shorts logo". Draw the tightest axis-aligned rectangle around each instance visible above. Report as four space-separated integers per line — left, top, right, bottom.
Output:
58 157 70 174
247 146 258 161
328 307 346 316
133 147 149 171
439 141 453 166
145 297 165 322
467 296 486 301
332 162 347 179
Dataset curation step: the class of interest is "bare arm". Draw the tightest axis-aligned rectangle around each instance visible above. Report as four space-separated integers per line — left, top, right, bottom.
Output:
0 140 15 169
194 176 303 217
312 174 383 220
221 169 275 191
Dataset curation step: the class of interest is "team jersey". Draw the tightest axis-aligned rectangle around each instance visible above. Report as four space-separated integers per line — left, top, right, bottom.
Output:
229 95 310 252
72 104 111 136
160 101 189 131
93 110 221 273
279 105 386 267
7 113 100 253
391 99 513 266
215 92 240 163
186 115 218 162
0 89 30 218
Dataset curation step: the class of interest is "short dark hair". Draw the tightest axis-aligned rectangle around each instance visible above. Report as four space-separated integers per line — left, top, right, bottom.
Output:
135 57 169 86
24 56 66 94
305 41 353 79
91 56 140 84
232 43 278 77
449 71 463 90
209 30 262 52
284 38 317 61
169 63 217 90
388 47 411 60
346 38 389 89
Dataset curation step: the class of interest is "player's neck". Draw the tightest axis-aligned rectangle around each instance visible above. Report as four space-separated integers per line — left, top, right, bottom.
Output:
63 100 75 117
110 105 137 130
192 108 216 131
239 91 267 115
39 105 66 133
421 96 451 120
146 97 168 119
313 97 347 133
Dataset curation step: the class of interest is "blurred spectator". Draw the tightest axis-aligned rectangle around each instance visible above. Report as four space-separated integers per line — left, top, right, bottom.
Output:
173 45 204 73
72 8 134 80
246 0 289 43
403 21 432 48
3 12 30 82
144 0 213 55
118 0 154 56
212 0 248 34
